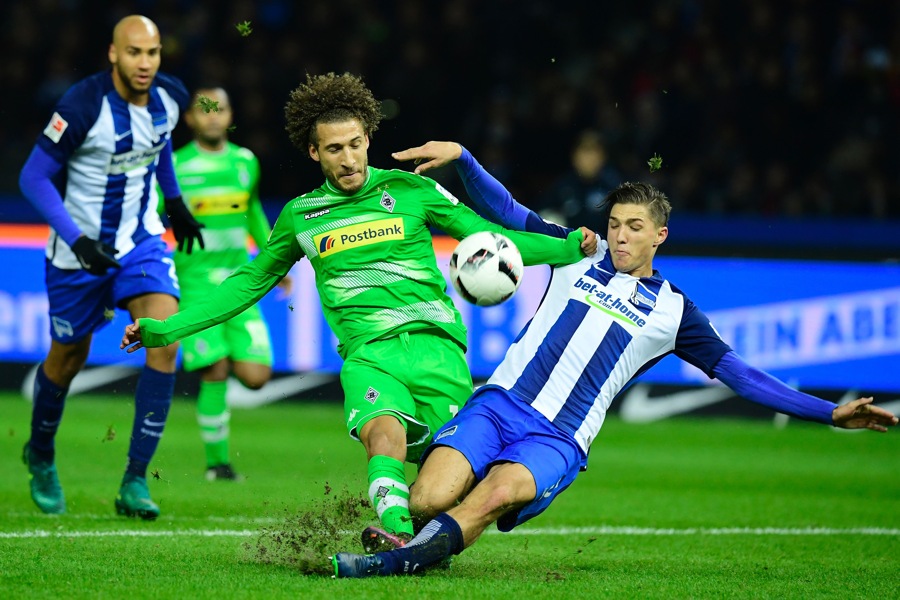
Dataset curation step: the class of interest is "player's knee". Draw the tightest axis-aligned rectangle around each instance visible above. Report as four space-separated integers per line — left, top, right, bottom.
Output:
234 365 271 390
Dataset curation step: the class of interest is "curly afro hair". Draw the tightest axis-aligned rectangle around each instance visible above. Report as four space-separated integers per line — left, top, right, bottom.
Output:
284 72 383 156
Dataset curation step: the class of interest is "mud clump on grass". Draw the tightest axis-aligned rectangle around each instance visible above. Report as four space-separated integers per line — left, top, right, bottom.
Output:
244 484 372 575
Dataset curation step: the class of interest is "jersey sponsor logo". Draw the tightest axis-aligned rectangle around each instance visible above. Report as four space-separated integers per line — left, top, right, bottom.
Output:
43 112 69 143
190 193 250 216
365 387 380 403
304 208 330 220
435 182 459 205
107 140 167 175
575 277 648 327
51 316 74 338
380 191 396 212
314 218 404 257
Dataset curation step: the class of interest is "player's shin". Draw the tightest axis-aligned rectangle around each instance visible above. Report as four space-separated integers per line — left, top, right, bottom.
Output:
368 455 414 538
377 512 464 575
197 380 230 467
126 366 175 477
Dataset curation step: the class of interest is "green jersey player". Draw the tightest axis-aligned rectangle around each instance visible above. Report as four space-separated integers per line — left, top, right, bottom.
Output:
170 87 291 481
122 73 589 548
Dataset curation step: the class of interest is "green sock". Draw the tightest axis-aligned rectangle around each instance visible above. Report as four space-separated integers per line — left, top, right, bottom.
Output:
196 380 230 467
367 455 414 538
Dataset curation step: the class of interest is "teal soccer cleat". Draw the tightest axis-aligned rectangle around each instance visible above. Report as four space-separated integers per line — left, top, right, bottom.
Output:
22 442 66 515
115 474 160 520
331 553 385 578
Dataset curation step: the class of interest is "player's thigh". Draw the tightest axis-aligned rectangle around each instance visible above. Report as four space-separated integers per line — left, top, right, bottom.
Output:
341 338 418 443
223 306 273 367
45 262 116 344
405 332 473 435
124 292 179 321
410 445 477 514
114 238 180 318
493 430 584 532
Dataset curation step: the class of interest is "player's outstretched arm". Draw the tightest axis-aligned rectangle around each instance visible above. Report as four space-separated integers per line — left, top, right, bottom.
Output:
392 141 462 175
832 397 898 432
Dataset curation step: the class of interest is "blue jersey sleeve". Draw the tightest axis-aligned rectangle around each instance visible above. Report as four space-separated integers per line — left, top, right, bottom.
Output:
154 72 190 113
35 72 109 164
19 146 83 245
713 351 836 424
455 146 572 239
672 292 733 377
156 138 181 199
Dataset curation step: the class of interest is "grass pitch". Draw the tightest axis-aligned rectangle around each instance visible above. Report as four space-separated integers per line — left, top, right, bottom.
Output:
1 392 898 599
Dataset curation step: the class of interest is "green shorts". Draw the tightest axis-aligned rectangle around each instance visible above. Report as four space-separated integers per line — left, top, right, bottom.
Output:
341 330 473 463
180 304 273 372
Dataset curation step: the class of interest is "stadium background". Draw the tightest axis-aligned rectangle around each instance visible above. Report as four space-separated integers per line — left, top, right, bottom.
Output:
1 0 898 414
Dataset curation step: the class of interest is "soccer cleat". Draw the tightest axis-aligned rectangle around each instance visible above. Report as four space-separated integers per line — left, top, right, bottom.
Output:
331 553 385 579
360 526 452 570
361 526 411 553
205 464 244 482
22 442 66 515
115 474 160 520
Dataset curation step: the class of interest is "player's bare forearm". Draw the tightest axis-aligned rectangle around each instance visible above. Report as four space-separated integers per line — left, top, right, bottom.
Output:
392 141 462 174
832 397 898 432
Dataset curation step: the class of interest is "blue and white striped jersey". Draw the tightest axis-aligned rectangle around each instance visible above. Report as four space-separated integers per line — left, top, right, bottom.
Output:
37 70 188 269
485 239 732 454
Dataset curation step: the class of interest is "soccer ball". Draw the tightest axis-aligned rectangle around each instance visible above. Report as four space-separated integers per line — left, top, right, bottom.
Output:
449 231 523 306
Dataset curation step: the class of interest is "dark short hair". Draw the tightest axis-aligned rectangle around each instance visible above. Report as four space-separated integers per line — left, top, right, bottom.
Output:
284 72 383 156
604 182 672 227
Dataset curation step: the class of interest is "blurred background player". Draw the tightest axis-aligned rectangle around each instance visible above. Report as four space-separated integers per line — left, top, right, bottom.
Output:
537 129 623 227
331 144 899 578
121 72 592 551
170 86 292 481
17 15 203 519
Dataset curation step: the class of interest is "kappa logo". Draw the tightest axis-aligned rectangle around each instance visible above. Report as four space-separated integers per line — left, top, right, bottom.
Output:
365 387 380 403
434 425 457 441
380 191 396 212
348 408 359 423
305 208 330 220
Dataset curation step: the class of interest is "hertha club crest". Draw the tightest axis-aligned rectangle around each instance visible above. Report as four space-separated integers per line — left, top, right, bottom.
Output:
380 191 396 212
365 387 380 403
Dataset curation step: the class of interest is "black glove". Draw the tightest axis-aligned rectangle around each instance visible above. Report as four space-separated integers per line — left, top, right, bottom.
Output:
164 196 205 254
71 236 121 275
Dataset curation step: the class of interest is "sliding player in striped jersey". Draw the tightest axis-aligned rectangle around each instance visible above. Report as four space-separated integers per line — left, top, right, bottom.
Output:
170 87 291 482
331 142 898 578
120 74 592 548
18 15 203 520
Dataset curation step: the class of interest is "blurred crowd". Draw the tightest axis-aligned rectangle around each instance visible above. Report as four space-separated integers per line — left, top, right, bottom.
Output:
3 0 900 224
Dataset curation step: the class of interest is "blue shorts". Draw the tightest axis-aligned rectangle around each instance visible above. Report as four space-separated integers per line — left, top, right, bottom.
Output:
425 386 586 531
45 237 179 343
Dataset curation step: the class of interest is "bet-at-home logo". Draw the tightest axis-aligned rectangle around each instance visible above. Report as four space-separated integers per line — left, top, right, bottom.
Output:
575 277 648 327
314 218 404 257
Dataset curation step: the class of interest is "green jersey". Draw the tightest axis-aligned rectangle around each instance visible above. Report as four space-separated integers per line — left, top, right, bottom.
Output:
170 141 271 296
141 167 585 359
